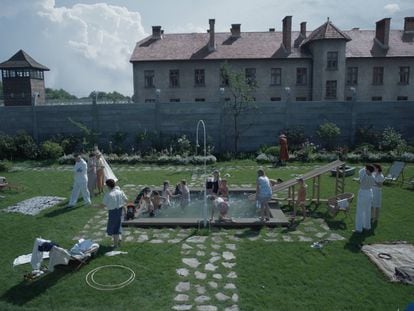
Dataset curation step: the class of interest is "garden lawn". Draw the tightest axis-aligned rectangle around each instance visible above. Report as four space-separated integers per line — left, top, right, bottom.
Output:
0 160 413 310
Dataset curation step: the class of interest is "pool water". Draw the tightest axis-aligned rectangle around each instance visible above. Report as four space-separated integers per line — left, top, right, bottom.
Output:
138 192 259 219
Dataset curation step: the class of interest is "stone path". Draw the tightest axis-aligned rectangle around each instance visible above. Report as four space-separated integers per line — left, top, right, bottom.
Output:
74 209 344 310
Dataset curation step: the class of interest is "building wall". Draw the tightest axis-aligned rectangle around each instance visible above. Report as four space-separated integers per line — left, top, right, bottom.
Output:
345 58 414 101
0 101 413 152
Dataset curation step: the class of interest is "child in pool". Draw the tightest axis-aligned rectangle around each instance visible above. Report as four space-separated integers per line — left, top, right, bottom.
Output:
217 179 229 199
180 180 190 208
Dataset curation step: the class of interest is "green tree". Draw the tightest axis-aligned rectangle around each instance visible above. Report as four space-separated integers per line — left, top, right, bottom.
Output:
45 88 77 100
221 63 257 153
88 91 130 103
316 122 341 151
381 127 406 153
68 118 99 151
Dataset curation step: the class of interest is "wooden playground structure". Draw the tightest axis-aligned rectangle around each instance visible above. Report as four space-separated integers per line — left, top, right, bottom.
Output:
272 160 347 206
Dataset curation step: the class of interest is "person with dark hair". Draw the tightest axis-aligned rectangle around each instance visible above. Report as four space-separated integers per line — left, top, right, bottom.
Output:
101 179 127 247
278 133 289 166
67 154 91 208
180 180 190 208
354 164 375 233
372 163 385 223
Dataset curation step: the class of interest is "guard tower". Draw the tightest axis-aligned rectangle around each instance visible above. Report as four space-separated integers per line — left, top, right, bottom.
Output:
0 50 49 106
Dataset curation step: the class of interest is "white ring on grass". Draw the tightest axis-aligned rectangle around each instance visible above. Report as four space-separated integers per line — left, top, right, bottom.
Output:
86 265 135 290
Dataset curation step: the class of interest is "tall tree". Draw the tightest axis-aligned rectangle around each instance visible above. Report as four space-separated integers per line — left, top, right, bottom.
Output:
45 88 77 100
221 63 257 153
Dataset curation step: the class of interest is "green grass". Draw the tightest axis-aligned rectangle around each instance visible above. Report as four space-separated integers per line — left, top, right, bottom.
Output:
0 161 413 310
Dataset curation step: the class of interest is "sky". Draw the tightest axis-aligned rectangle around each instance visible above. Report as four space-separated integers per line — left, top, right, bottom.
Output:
0 0 413 97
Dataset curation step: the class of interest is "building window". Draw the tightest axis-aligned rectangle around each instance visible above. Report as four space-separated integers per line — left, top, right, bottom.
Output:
169 98 180 102
346 67 358 85
372 96 382 101
399 67 410 85
23 69 30 77
296 97 307 101
144 98 156 103
220 69 229 86
195 98 205 102
10 70 16 78
270 68 281 86
270 97 281 101
169 70 180 88
144 70 155 88
296 68 307 85
245 68 256 85
373 67 384 85
397 96 408 101
346 96 353 101
327 51 338 70
325 80 337 99
194 69 205 87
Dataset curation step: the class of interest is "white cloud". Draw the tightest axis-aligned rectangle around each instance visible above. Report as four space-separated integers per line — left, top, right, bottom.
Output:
0 0 147 96
384 3 401 14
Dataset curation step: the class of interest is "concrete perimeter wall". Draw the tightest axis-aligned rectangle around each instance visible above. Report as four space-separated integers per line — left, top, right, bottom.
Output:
0 101 413 152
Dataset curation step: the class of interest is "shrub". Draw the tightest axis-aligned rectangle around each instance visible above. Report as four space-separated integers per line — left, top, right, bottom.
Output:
380 127 406 153
14 131 39 160
284 127 307 151
316 122 341 151
345 152 362 163
256 153 270 164
0 133 17 160
354 126 381 148
0 160 12 172
40 141 64 160
294 141 316 162
265 146 280 157
58 154 75 165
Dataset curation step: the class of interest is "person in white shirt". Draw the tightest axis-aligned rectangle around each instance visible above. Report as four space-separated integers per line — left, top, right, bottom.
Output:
68 154 91 207
372 163 385 223
256 168 272 222
354 164 375 233
101 179 128 247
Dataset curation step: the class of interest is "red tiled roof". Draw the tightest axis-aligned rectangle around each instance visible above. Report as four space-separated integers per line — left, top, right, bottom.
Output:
131 25 414 62
0 49 49 70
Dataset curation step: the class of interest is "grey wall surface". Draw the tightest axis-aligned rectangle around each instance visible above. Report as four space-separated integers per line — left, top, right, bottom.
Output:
0 101 413 152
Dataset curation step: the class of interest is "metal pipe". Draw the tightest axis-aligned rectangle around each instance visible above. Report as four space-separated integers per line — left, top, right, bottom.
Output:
196 120 207 227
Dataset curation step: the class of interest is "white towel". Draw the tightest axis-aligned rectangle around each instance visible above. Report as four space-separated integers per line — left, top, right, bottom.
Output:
337 198 349 210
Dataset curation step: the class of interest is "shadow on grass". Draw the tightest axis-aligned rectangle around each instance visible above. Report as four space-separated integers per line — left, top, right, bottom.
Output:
344 229 375 253
235 228 261 239
1 245 113 306
43 203 81 218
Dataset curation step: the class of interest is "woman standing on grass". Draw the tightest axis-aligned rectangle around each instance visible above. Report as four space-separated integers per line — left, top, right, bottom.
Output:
96 152 105 194
256 169 272 222
101 179 127 248
372 163 385 223
354 164 375 233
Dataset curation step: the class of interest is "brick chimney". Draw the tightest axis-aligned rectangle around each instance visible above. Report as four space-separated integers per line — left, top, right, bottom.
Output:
269 28 275 32
375 18 391 49
404 17 414 33
208 19 216 51
282 16 292 52
152 26 162 40
231 24 241 38
300 22 307 38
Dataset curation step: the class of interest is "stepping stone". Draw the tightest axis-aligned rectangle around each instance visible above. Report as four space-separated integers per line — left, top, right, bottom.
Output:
222 251 236 261
232 293 239 303
153 233 170 239
168 239 182 244
225 244 236 250
196 306 217 311
265 232 278 238
176 268 190 277
195 285 206 294
195 271 206 280
187 236 207 243
196 244 206 250
174 294 189 302
205 263 218 271
327 233 345 241
263 239 278 242
211 244 221 250
248 236 259 241
123 230 131 236
175 282 191 292
182 243 193 250
315 232 327 238
194 296 210 304
224 283 236 290
208 281 218 289
282 235 293 242
172 305 192 311
320 224 330 231
125 236 134 242
181 250 192 256
222 262 236 269
215 292 230 302
196 251 205 257
209 256 221 263
224 305 239 311
212 236 223 243
227 272 237 279
298 236 313 242
213 273 222 280
149 239 164 244
290 230 304 235
210 251 220 256
304 226 317 233
137 235 149 242
183 258 200 268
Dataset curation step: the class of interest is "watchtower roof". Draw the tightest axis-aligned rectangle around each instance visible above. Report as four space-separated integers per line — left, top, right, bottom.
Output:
0 50 49 70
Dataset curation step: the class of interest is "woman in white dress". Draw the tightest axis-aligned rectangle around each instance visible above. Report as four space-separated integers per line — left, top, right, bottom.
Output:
354 164 375 233
372 163 385 223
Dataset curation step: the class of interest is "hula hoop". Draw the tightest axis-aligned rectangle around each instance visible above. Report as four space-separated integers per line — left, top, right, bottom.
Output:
378 253 392 260
86 265 135 290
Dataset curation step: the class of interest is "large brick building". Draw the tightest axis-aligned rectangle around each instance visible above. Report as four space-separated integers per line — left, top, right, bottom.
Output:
130 16 414 103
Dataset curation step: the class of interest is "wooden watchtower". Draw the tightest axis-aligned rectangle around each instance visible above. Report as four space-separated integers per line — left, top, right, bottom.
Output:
0 50 49 106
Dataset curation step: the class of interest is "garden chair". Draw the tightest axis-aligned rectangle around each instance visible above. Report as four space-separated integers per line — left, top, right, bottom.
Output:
384 161 405 185
0 176 21 191
327 192 354 218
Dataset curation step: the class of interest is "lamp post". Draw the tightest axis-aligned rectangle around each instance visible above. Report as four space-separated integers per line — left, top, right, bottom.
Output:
155 88 161 103
196 120 207 227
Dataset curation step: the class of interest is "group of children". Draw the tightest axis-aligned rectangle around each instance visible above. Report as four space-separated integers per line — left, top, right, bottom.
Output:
207 170 231 222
